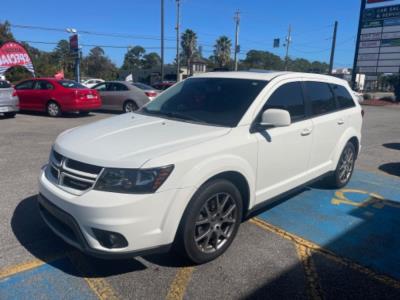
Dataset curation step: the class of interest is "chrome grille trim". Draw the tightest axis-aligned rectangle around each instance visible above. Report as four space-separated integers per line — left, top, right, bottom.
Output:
46 150 103 195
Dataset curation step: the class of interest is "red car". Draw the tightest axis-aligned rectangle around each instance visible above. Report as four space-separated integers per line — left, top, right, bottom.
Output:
15 78 102 117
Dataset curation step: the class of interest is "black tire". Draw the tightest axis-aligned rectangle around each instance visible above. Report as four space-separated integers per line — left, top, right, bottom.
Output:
175 179 243 264
327 142 356 189
47 101 61 117
123 100 138 113
4 112 16 118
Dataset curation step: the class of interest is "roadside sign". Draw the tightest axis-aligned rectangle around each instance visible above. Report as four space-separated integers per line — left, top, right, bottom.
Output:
354 1 400 80
69 34 79 52
273 38 280 48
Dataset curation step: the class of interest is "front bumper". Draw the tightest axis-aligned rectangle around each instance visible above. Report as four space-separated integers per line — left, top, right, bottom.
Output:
38 169 194 258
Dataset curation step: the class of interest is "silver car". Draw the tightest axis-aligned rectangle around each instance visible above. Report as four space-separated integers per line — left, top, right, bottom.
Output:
0 80 19 118
92 81 149 113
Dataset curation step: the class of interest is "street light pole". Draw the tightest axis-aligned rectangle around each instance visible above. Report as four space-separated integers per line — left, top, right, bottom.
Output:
176 0 181 82
161 0 165 82
329 21 339 75
234 10 240 71
284 25 292 71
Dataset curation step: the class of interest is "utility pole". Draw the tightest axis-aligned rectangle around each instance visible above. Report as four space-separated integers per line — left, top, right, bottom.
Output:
352 0 367 89
329 21 339 75
234 10 240 71
161 0 165 82
284 25 292 71
176 0 181 82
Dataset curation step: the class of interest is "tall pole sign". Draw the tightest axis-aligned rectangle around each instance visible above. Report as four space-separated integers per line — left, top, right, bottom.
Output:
352 0 400 89
69 33 80 83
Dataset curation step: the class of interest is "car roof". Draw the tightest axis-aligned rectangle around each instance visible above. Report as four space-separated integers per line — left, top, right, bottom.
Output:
193 71 349 85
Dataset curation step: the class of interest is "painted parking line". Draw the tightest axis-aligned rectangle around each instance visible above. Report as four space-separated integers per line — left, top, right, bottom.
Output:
256 169 400 281
0 252 119 300
0 257 97 300
165 266 195 300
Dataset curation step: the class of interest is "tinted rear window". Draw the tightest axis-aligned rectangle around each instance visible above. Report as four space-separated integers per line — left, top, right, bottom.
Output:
331 84 356 109
0 81 11 88
58 80 86 89
133 82 153 90
304 82 337 116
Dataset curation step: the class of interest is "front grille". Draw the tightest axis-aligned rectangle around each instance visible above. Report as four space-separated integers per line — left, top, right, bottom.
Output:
46 149 103 194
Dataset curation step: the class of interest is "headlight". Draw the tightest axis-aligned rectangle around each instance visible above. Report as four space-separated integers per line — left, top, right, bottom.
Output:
94 165 174 194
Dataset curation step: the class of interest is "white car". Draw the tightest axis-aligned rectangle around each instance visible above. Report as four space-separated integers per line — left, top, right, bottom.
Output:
38 72 363 264
81 78 105 89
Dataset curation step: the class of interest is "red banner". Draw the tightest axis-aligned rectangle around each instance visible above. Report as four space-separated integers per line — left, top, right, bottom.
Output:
0 42 35 76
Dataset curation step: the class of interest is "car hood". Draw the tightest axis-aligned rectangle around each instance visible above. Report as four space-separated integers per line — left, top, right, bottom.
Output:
54 113 231 168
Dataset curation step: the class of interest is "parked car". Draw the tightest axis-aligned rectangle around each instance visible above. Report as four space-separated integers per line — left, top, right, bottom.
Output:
15 78 101 117
81 78 105 88
152 81 175 91
92 81 149 112
38 72 363 264
353 91 364 103
0 80 19 118
132 82 160 101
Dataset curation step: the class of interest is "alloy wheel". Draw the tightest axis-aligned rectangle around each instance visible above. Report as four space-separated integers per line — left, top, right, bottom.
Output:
194 192 238 254
48 102 60 117
338 146 354 183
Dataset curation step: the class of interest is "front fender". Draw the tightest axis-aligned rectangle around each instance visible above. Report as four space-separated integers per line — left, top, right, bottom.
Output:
332 127 361 169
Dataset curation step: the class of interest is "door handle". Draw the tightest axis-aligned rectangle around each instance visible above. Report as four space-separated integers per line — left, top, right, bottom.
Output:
301 128 312 136
337 119 345 125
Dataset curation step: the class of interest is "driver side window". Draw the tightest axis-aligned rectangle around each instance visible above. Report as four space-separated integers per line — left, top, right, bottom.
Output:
263 82 306 122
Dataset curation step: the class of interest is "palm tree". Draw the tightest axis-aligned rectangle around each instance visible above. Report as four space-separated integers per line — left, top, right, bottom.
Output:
214 36 232 69
181 29 198 76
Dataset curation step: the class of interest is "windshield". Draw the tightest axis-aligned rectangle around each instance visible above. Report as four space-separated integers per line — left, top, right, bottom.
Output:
58 80 86 89
140 77 268 127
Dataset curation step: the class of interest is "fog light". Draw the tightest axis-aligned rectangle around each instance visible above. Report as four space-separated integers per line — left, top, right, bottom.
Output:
92 228 128 249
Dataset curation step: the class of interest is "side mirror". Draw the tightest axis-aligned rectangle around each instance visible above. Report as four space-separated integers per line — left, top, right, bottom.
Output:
260 109 291 127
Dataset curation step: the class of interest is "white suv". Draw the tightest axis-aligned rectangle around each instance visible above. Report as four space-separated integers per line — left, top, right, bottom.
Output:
38 72 363 264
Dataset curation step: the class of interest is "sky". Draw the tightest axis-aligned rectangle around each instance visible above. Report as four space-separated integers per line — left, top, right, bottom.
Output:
2 0 398 69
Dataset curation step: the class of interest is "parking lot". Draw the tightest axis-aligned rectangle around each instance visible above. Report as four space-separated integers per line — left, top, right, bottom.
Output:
0 105 400 300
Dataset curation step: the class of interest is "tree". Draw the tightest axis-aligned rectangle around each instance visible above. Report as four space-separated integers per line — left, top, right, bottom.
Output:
181 29 198 76
241 50 284 71
82 47 118 80
52 40 74 78
0 21 14 45
213 36 232 69
142 52 161 69
122 46 146 71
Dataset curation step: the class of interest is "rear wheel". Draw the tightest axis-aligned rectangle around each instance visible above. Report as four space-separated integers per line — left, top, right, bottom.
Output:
4 112 16 118
123 100 138 113
175 179 243 264
327 142 356 188
47 101 61 117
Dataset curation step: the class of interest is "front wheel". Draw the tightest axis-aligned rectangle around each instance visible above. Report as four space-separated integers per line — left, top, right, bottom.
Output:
47 101 61 117
176 179 243 264
327 142 356 188
123 100 138 113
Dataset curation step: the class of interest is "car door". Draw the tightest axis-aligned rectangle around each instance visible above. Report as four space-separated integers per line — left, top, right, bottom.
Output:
255 81 313 203
93 82 109 109
109 82 130 110
31 80 54 111
303 81 347 176
15 80 34 110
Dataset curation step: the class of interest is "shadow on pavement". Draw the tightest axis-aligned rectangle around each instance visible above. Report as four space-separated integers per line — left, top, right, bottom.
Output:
11 195 187 278
379 163 400 177
383 143 400 151
17 111 95 118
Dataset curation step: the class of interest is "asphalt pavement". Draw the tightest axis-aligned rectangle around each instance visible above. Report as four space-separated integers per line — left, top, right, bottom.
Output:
0 106 399 300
